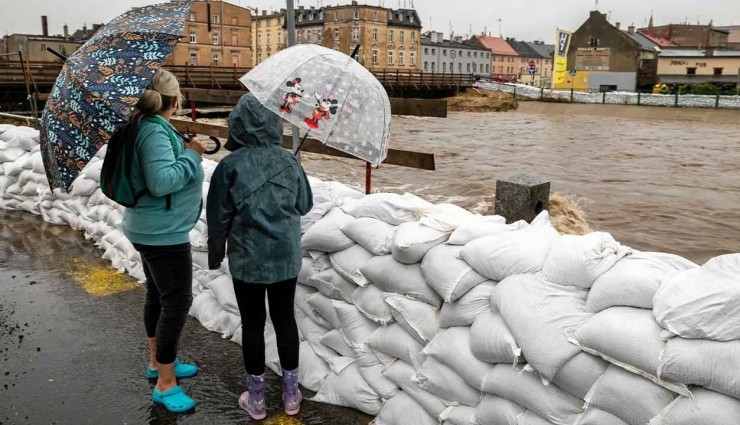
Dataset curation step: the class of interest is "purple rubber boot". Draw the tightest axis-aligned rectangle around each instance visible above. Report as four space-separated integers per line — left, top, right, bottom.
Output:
238 374 266 420
282 368 303 416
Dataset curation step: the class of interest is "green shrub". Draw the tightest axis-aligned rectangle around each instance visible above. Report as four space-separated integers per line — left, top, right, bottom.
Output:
691 83 720 95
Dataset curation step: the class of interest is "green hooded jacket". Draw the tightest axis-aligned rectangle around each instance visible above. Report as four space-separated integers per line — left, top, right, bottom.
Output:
207 93 313 284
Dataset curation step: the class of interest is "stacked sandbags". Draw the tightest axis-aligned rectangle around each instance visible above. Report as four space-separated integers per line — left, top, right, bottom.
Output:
3 123 740 423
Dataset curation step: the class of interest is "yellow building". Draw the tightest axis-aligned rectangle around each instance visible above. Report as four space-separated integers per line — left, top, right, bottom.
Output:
167 0 252 68
252 3 422 71
657 48 740 86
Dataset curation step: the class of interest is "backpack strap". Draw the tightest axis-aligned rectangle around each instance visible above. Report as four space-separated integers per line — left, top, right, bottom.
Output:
140 115 184 211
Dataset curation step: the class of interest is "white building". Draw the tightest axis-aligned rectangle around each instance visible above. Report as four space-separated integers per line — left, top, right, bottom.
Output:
421 31 491 75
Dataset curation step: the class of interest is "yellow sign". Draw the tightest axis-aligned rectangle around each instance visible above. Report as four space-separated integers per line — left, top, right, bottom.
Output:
554 28 573 86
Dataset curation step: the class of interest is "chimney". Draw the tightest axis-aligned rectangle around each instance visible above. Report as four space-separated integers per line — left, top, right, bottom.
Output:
63 24 69 40
615 22 621 29
262 10 267 16
82 23 88 37
628 24 635 34
41 16 49 37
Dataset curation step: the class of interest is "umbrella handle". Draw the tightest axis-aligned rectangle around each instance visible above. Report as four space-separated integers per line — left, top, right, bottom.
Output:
293 132 310 156
204 135 221 155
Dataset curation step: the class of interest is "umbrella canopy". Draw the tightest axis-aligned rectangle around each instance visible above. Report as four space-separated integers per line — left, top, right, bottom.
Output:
40 0 192 190
240 44 391 165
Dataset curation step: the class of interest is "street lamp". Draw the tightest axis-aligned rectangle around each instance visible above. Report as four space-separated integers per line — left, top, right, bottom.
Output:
286 0 300 159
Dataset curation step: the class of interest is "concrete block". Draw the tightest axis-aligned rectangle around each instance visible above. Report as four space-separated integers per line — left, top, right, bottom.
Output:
495 174 550 224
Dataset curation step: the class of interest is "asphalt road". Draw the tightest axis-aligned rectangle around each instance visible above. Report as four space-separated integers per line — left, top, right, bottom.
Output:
0 210 372 425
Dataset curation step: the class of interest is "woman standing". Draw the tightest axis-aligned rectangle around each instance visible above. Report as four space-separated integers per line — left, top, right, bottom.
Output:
207 93 313 420
122 69 206 413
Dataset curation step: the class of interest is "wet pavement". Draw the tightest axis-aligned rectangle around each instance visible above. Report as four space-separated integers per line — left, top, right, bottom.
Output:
0 210 372 425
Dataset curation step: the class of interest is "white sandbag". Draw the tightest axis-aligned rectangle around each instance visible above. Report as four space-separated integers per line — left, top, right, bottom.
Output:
498 274 591 381
569 307 685 394
79 159 103 182
301 207 355 252
324 181 364 200
648 388 740 425
0 176 12 192
585 365 677 425
5 182 21 195
470 310 521 365
439 281 497 328
516 411 553 425
658 337 740 400
320 329 356 358
200 158 217 183
339 192 432 225
383 360 448 418
392 221 450 264
481 364 583 425
367 323 426 368
69 177 99 197
416 203 478 232
415 356 481 407
441 405 477 425
460 214 560 281
301 200 335 234
358 355 399 400
207 274 239 314
385 294 439 344
360 256 442 308
653 254 740 342
329 244 374 286
19 181 39 196
447 215 509 245
473 395 524 425
423 327 492 391
308 268 356 303
311 363 383 415
306 292 342 329
333 301 380 349
298 340 330 392
540 232 631 288
19 199 40 215
341 217 396 255
352 284 394 324
587 252 697 313
575 408 628 425
374 392 438 425
31 151 45 174
297 254 331 285
551 353 608 400
421 244 489 302
0 146 24 163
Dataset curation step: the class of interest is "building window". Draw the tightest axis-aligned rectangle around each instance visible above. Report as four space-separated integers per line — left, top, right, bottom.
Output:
373 28 378 41
267 32 271 45
411 31 416 44
212 32 219 45
467 51 471 58
399 50 405 66
467 63 471 72
334 28 339 40
352 27 360 41
431 62 435 71
257 34 262 45
232 29 239 45
306 30 311 42
443 62 447 72
714 67 723 76
353 9 360 20
190 51 197 66
687 67 697 75
388 30 394 43
486 64 490 73
424 61 428 71
298 14 303 23
424 47 428 55
232 17 238 25
232 53 239 67
388 50 394 65
443 49 447 56
410 51 416 66
458 50 462 56
473 63 477 73
372 49 378 64
319 11 324 20
431 48 435 55
458 62 462 73
334 11 337 21
296 31 301 42
40 43 47 51
211 14 220 24
487 53 490 59
374 11 379 21
318 30 323 43
189 12 196 21
409 14 415 23
474 52 478 58
309 12 315 21
213 52 220 66
189 30 196 43
400 31 405 43
397 12 403 21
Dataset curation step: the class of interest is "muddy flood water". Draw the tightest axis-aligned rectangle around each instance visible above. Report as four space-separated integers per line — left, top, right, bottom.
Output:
233 111 739 264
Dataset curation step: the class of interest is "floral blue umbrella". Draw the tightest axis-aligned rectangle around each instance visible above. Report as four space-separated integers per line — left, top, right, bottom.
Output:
40 0 192 191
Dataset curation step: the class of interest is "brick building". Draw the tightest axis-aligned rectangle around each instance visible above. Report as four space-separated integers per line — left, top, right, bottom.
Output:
167 0 253 68
470 35 519 81
639 23 729 48
0 16 97 62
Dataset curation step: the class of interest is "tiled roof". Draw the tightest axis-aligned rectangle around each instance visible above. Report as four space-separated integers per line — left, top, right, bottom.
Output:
637 30 678 47
526 42 555 58
474 35 518 56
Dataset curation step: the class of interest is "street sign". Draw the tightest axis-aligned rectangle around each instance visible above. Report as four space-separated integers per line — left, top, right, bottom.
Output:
528 60 536 67
528 66 537 75
569 68 577 76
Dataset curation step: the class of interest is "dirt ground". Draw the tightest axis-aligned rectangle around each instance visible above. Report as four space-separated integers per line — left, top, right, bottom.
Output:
446 89 518 112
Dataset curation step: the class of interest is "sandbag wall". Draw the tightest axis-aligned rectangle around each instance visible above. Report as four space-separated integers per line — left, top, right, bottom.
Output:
2 124 740 424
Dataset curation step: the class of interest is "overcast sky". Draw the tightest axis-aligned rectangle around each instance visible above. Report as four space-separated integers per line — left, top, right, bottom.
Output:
2 0 738 43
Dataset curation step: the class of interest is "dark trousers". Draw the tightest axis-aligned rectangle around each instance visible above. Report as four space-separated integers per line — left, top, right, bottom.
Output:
134 243 193 365
233 277 299 376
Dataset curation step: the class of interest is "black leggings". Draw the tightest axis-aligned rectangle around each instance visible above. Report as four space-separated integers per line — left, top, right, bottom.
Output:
135 243 193 365
233 277 299 376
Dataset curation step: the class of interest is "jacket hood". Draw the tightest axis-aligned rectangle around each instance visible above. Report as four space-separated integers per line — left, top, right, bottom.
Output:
226 92 284 150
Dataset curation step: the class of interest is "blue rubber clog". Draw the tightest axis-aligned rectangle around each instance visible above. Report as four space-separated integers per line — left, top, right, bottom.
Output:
152 385 196 413
146 358 198 379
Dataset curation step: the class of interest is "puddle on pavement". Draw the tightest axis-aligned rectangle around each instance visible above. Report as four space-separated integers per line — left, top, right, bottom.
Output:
65 257 139 296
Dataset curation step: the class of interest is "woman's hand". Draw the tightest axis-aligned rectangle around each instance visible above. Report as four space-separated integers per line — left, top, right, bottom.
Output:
185 137 207 156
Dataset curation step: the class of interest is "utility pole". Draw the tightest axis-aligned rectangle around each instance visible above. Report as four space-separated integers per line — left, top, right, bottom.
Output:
286 0 300 160
496 18 502 37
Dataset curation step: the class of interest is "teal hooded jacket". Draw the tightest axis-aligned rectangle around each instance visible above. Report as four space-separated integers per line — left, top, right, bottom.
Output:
122 115 204 246
207 93 313 284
